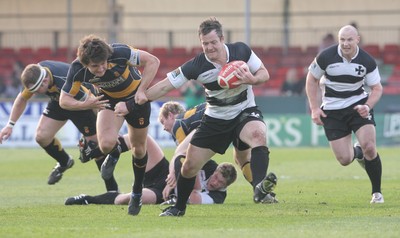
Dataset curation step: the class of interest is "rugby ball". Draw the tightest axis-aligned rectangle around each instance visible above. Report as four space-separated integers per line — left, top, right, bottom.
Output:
217 60 248 89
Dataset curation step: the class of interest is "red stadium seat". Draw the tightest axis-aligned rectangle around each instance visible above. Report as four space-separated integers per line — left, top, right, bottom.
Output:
0 47 17 56
363 44 381 59
280 56 299 67
0 57 15 68
18 47 35 56
383 44 400 54
261 56 278 66
305 45 319 56
36 47 53 56
382 53 400 65
170 47 188 56
266 46 283 56
151 47 169 57
189 47 203 56
252 46 266 57
286 46 303 56
383 84 400 95
55 47 77 60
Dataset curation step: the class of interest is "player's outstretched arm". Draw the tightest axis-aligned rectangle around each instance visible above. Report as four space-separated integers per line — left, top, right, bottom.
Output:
143 78 176 103
0 93 28 143
60 91 108 111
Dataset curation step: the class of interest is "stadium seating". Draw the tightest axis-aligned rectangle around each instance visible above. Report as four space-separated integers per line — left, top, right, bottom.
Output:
266 46 283 56
1 43 399 97
363 44 381 59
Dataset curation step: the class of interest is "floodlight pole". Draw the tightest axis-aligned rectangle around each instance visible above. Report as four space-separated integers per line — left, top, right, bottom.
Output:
244 0 251 45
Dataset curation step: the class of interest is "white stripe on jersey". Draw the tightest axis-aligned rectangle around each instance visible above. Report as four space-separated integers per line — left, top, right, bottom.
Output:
309 45 381 110
167 44 261 119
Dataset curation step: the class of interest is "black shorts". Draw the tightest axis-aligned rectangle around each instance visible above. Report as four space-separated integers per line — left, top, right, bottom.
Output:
101 94 151 129
321 101 376 141
43 100 97 136
143 157 169 204
191 106 265 154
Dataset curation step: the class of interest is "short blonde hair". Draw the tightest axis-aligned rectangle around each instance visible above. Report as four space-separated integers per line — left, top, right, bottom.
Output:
158 101 185 122
20 64 42 89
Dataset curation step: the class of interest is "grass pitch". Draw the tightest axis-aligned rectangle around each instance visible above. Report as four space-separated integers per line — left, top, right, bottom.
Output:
0 146 399 238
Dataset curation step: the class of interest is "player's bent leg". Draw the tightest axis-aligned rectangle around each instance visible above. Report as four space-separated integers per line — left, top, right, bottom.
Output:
355 124 377 161
38 118 74 185
35 116 66 147
234 148 252 184
127 127 149 216
96 109 123 154
181 145 214 178
114 193 130 205
329 135 354 166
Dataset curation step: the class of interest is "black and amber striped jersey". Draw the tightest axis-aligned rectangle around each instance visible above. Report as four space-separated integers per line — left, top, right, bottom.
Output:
20 60 93 102
171 102 206 145
62 43 142 100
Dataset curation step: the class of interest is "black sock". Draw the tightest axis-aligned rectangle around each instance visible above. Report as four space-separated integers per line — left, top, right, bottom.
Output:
132 153 147 194
43 138 70 166
85 192 120 204
175 174 196 211
95 158 119 192
250 146 270 188
353 146 364 160
365 154 382 194
109 143 122 158
91 147 104 158
117 135 129 153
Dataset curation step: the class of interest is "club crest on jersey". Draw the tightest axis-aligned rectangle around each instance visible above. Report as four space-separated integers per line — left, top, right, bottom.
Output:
355 65 366 76
139 118 144 125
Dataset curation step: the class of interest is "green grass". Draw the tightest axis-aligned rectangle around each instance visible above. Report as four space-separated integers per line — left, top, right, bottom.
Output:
0 147 399 238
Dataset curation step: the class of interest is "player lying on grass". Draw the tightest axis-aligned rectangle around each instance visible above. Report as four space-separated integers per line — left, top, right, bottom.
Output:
65 135 237 205
65 135 168 205
156 101 278 204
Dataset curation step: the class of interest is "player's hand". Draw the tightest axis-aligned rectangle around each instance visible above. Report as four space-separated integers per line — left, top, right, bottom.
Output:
354 104 370 118
86 94 109 110
0 127 12 144
134 90 148 105
165 172 176 188
233 64 253 85
310 108 326 126
114 102 129 117
162 184 174 201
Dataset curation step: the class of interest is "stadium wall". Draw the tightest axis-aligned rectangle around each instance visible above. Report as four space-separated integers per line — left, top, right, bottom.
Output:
0 0 399 49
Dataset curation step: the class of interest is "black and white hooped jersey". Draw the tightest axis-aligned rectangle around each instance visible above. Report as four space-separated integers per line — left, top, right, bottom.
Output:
166 42 263 120
308 44 381 110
